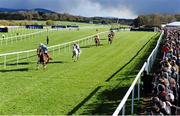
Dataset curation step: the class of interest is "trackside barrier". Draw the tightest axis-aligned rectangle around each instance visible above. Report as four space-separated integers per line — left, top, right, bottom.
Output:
0 31 109 68
145 31 164 74
113 63 146 116
0 28 59 45
113 31 164 116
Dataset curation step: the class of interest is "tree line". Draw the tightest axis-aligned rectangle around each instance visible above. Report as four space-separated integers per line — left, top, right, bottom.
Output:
133 14 180 27
1 11 179 27
0 11 133 25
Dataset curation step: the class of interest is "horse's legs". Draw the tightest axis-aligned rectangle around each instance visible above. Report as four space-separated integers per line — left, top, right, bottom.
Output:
42 61 47 69
43 64 47 69
72 53 74 59
37 63 40 70
36 57 40 69
73 56 76 62
77 54 79 60
73 54 79 62
72 53 76 62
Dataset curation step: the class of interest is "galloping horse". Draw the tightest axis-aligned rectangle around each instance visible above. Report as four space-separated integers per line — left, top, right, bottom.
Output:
111 30 115 39
37 48 50 69
95 35 100 46
72 44 80 62
108 31 115 44
108 33 113 44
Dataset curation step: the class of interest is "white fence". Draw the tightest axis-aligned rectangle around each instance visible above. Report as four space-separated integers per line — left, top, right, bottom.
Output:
0 28 59 45
145 31 164 74
0 31 109 69
113 31 164 116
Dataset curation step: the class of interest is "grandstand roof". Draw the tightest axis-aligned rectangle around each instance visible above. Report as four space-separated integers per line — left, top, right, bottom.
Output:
166 21 180 27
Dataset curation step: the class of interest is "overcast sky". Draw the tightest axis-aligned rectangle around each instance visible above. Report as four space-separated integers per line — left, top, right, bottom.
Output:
0 0 180 19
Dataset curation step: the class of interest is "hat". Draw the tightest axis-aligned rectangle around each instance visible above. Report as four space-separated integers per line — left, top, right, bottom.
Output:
168 93 174 102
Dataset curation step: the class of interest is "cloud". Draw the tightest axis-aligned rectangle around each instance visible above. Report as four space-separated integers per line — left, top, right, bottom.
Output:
0 0 179 19
67 0 137 19
92 0 180 15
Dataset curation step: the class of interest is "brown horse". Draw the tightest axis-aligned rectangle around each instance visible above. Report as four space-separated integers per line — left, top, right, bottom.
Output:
95 35 100 46
108 31 115 44
37 48 50 69
111 31 115 39
108 33 113 44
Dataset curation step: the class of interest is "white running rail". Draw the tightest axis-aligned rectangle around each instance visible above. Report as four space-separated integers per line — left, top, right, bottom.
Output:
0 31 109 68
0 28 59 45
112 31 164 116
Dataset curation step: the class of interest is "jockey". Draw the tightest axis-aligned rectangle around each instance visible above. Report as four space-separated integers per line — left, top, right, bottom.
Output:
39 43 49 58
95 35 100 46
108 33 112 40
95 35 100 40
111 30 115 37
73 43 80 54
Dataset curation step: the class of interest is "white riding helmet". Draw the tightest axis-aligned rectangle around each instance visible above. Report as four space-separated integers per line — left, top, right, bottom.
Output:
39 43 43 46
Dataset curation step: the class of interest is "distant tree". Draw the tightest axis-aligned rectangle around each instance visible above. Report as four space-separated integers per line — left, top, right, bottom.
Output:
0 20 10 26
133 16 144 27
175 14 180 21
46 20 54 26
32 12 41 20
49 13 59 20
26 14 33 20
151 14 161 27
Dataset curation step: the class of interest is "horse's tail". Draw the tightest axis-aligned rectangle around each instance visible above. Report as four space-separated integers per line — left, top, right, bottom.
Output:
47 53 52 60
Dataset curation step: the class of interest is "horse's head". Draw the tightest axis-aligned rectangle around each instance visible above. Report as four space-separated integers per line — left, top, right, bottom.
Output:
39 53 49 64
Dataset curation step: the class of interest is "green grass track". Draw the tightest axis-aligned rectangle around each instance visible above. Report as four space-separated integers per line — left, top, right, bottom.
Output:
0 31 159 114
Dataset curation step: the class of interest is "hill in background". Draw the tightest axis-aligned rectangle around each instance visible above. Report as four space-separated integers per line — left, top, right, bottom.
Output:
0 8 133 25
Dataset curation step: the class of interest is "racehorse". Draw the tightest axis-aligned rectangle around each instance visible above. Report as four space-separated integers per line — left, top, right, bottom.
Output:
108 31 115 44
95 35 100 46
111 31 115 39
108 33 113 44
72 45 80 62
37 48 50 69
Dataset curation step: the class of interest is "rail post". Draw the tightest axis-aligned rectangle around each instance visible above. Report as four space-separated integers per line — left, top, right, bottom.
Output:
59 46 61 53
131 88 135 114
16 53 19 66
4 55 6 69
122 105 125 116
138 77 141 101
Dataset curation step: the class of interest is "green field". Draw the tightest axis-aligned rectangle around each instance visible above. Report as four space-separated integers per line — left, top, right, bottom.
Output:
0 25 109 54
0 24 159 114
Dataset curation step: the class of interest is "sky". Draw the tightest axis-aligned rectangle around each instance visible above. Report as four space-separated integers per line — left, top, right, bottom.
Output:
0 0 180 19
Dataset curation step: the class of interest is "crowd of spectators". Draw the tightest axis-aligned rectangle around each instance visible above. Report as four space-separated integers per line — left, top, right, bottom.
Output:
142 28 180 115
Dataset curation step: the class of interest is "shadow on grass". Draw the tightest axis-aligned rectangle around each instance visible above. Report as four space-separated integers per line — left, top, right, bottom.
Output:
49 61 68 64
79 80 143 115
106 33 158 82
74 33 160 115
66 41 150 114
80 85 130 115
0 60 67 66
0 61 66 73
3 62 30 66
100 38 107 40
80 45 96 48
0 68 29 73
67 86 102 115
81 44 104 49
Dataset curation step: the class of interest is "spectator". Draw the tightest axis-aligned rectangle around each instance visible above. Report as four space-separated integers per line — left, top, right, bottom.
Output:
143 28 180 115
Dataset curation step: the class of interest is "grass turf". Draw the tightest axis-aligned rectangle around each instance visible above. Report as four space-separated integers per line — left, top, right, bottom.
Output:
0 26 109 54
0 30 159 114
